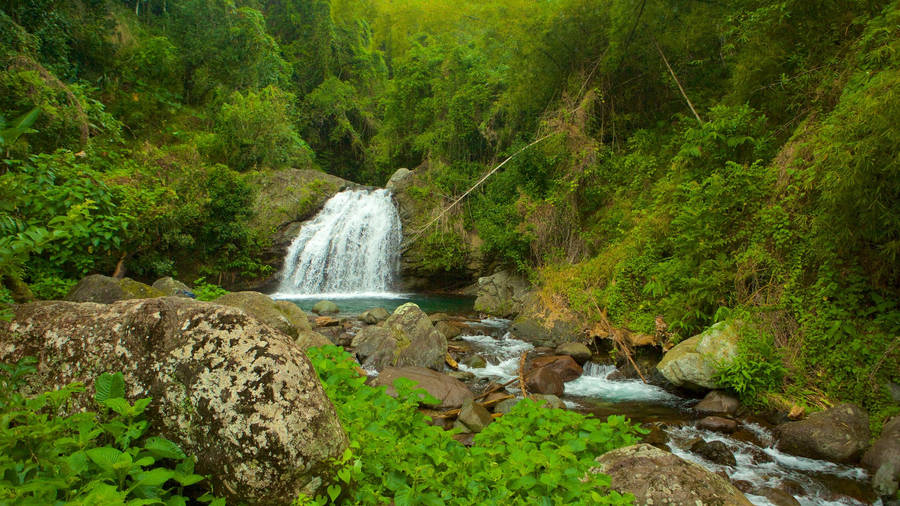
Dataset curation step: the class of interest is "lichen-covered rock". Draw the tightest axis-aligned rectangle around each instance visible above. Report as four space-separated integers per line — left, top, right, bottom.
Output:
373 366 473 409
152 277 195 298
862 416 900 498
296 330 334 350
213 291 310 338
590 444 753 505
66 274 164 303
0 298 348 505
352 304 448 371
657 320 742 390
509 293 581 347
385 168 413 190
555 342 592 364
473 270 530 317
776 403 870 463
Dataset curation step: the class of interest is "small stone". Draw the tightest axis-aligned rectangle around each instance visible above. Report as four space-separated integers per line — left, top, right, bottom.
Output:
694 390 741 416
757 487 801 506
698 416 738 433
493 398 520 415
462 354 487 369
315 316 340 327
312 300 340 315
690 439 737 467
429 312 450 323
359 307 389 324
435 320 462 339
458 399 493 432
531 394 565 410
788 405 805 420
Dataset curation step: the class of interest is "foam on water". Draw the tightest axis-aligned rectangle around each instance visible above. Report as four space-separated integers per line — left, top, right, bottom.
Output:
563 362 682 403
457 332 534 381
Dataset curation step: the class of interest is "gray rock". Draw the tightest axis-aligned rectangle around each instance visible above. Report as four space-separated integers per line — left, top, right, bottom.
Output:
509 294 581 347
151 277 195 298
296 330 334 350
359 307 390 324
694 390 741 416
385 167 413 190
554 342 592 364
657 320 743 390
435 320 462 339
690 439 737 466
473 270 530 317
214 291 309 338
776 403 870 463
591 444 753 505
385 303 447 371
373 367 473 409
757 487 801 506
312 300 340 315
494 398 521 415
66 274 164 303
458 399 493 432
863 416 900 498
0 298 348 505
462 354 487 369
531 394 565 410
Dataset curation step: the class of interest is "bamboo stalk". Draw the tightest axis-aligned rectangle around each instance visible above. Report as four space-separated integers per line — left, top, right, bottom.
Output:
654 40 703 125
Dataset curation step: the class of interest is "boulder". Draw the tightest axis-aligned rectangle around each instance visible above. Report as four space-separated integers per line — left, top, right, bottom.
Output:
509 293 581 347
528 355 583 382
862 416 900 498
385 167 413 190
462 354 487 369
526 367 564 396
590 444 753 505
435 320 463 339
698 416 738 433
360 307 390 324
690 439 737 467
214 291 310 338
384 303 448 371
458 399 493 432
756 487 801 506
776 403 870 463
494 398 521 415
373 367 473 409
531 394 565 410
151 277 195 298
0 298 348 505
657 320 742 390
473 270 530 317
296 330 334 350
66 274 164 303
694 390 741 416
555 342 592 365
312 300 340 315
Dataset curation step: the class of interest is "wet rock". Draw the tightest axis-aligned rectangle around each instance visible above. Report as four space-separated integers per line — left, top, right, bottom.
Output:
555 342 592 364
0 298 348 505
473 270 529 317
641 424 670 448
447 370 476 382
435 320 463 339
526 367 564 396
214 291 311 338
462 354 487 369
296 330 333 350
776 403 870 463
657 320 742 390
698 416 739 433
458 399 493 432
694 390 741 416
531 394 565 410
483 391 511 405
690 439 737 467
312 300 339 314
756 487 802 506
359 307 389 324
373 367 474 409
863 416 900 498
66 274 164 303
591 444 752 505
529 355 583 382
151 276 195 298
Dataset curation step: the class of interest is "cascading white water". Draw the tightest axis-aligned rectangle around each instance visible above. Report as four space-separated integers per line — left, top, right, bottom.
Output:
278 189 402 295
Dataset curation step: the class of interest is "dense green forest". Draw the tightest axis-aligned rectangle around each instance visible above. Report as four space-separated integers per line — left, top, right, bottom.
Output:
1 0 898 425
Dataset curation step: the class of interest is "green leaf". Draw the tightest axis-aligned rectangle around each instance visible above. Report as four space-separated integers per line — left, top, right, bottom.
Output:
134 467 176 487
95 372 126 404
86 446 126 471
327 484 341 502
142 436 187 460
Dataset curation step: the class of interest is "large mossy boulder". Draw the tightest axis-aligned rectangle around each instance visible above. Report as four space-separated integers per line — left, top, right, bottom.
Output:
0 298 348 505
352 303 447 371
213 291 311 338
776 403 870 463
372 366 473 409
151 276 195 298
66 274 164 303
473 270 530 317
862 416 900 498
591 444 753 505
657 320 742 390
508 293 582 347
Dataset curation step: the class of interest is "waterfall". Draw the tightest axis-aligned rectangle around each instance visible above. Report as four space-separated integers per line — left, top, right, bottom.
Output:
278 189 402 295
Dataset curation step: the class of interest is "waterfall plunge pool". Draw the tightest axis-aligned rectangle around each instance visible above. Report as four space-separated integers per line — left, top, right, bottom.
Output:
271 292 475 315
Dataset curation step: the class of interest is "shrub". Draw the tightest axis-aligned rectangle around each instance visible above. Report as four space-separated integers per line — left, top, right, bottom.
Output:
302 345 642 505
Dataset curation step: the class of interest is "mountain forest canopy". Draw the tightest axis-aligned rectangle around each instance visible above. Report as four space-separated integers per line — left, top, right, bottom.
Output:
1 0 899 453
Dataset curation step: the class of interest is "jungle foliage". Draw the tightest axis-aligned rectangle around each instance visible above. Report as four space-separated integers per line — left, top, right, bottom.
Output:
0 0 897 423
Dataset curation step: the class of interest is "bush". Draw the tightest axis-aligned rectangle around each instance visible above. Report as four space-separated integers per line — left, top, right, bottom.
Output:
302 345 642 505
0 358 223 504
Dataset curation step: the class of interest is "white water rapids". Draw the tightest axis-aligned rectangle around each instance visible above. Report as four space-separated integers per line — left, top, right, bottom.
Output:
277 189 402 296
